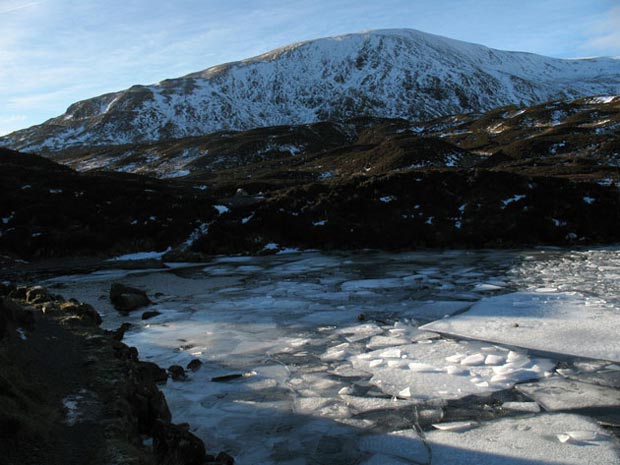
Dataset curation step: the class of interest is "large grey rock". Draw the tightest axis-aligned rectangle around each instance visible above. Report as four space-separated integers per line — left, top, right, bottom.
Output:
110 283 151 312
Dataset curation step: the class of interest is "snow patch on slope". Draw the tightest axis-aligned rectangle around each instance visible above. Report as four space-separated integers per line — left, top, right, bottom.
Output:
4 29 620 152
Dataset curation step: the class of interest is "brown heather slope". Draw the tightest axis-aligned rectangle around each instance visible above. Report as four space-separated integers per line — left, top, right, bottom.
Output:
1 96 619 261
19 95 619 191
0 148 217 260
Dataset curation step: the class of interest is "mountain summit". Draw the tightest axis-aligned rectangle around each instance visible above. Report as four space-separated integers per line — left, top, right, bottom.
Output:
3 28 620 152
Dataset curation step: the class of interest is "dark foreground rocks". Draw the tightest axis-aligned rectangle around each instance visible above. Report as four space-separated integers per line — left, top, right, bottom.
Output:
0 285 228 465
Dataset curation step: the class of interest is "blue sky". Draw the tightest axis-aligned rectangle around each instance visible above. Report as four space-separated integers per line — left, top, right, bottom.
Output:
1 0 618 135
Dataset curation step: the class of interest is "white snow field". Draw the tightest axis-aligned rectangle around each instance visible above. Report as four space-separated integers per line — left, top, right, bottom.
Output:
47 248 620 464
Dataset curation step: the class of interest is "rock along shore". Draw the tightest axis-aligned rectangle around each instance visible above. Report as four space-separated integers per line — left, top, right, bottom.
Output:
0 284 232 465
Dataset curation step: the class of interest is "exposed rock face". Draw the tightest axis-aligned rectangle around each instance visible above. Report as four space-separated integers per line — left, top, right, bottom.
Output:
59 301 103 325
110 283 151 312
0 285 220 465
186 359 202 372
1 29 619 152
168 365 187 381
153 421 206 465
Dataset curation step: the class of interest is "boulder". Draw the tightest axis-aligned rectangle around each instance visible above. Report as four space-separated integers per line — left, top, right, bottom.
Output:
214 452 235 465
186 359 202 372
59 301 102 326
112 340 139 361
112 322 133 341
168 365 186 381
135 361 168 384
110 283 151 312
153 421 206 465
25 286 52 304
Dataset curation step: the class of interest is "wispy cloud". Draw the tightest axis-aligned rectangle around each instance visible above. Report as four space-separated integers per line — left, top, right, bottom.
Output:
7 90 79 110
0 1 42 15
0 114 26 124
0 114 27 136
580 6 620 56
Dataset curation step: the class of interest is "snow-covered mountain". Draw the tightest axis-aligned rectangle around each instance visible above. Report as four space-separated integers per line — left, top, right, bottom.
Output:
3 29 620 152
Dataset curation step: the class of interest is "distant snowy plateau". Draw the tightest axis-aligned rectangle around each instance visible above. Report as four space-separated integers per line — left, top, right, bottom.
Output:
2 28 620 152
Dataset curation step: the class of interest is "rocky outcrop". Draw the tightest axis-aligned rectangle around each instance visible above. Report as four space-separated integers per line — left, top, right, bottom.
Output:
0 285 225 465
58 301 103 326
153 421 206 465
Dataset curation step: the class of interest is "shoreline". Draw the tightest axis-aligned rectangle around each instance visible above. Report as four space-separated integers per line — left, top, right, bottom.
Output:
0 284 231 465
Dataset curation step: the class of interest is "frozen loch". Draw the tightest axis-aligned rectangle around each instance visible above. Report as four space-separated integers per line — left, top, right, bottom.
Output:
47 248 620 464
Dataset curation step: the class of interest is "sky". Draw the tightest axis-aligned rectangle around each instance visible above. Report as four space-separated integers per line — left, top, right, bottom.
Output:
1 0 618 136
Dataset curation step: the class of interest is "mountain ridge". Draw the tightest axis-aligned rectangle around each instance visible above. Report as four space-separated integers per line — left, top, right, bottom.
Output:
2 28 620 153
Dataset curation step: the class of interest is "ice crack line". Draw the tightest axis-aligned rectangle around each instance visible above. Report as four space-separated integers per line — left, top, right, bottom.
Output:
413 404 433 465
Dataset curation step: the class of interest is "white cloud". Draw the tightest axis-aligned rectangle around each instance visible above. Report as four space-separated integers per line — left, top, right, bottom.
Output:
580 6 620 56
0 114 26 124
0 114 27 136
0 1 42 15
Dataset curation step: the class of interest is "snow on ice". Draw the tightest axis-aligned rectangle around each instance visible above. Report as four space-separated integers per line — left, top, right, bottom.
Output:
107 247 172 261
421 291 620 363
46 248 620 465
425 414 619 465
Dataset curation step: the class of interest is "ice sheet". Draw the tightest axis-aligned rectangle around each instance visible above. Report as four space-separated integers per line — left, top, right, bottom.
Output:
426 413 620 465
517 377 620 411
422 291 620 362
359 429 428 464
48 248 620 465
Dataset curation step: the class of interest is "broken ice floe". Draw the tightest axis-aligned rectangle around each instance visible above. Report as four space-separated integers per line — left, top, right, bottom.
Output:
349 339 554 401
432 420 477 431
500 401 541 413
555 360 620 388
48 248 620 464
422 291 620 363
